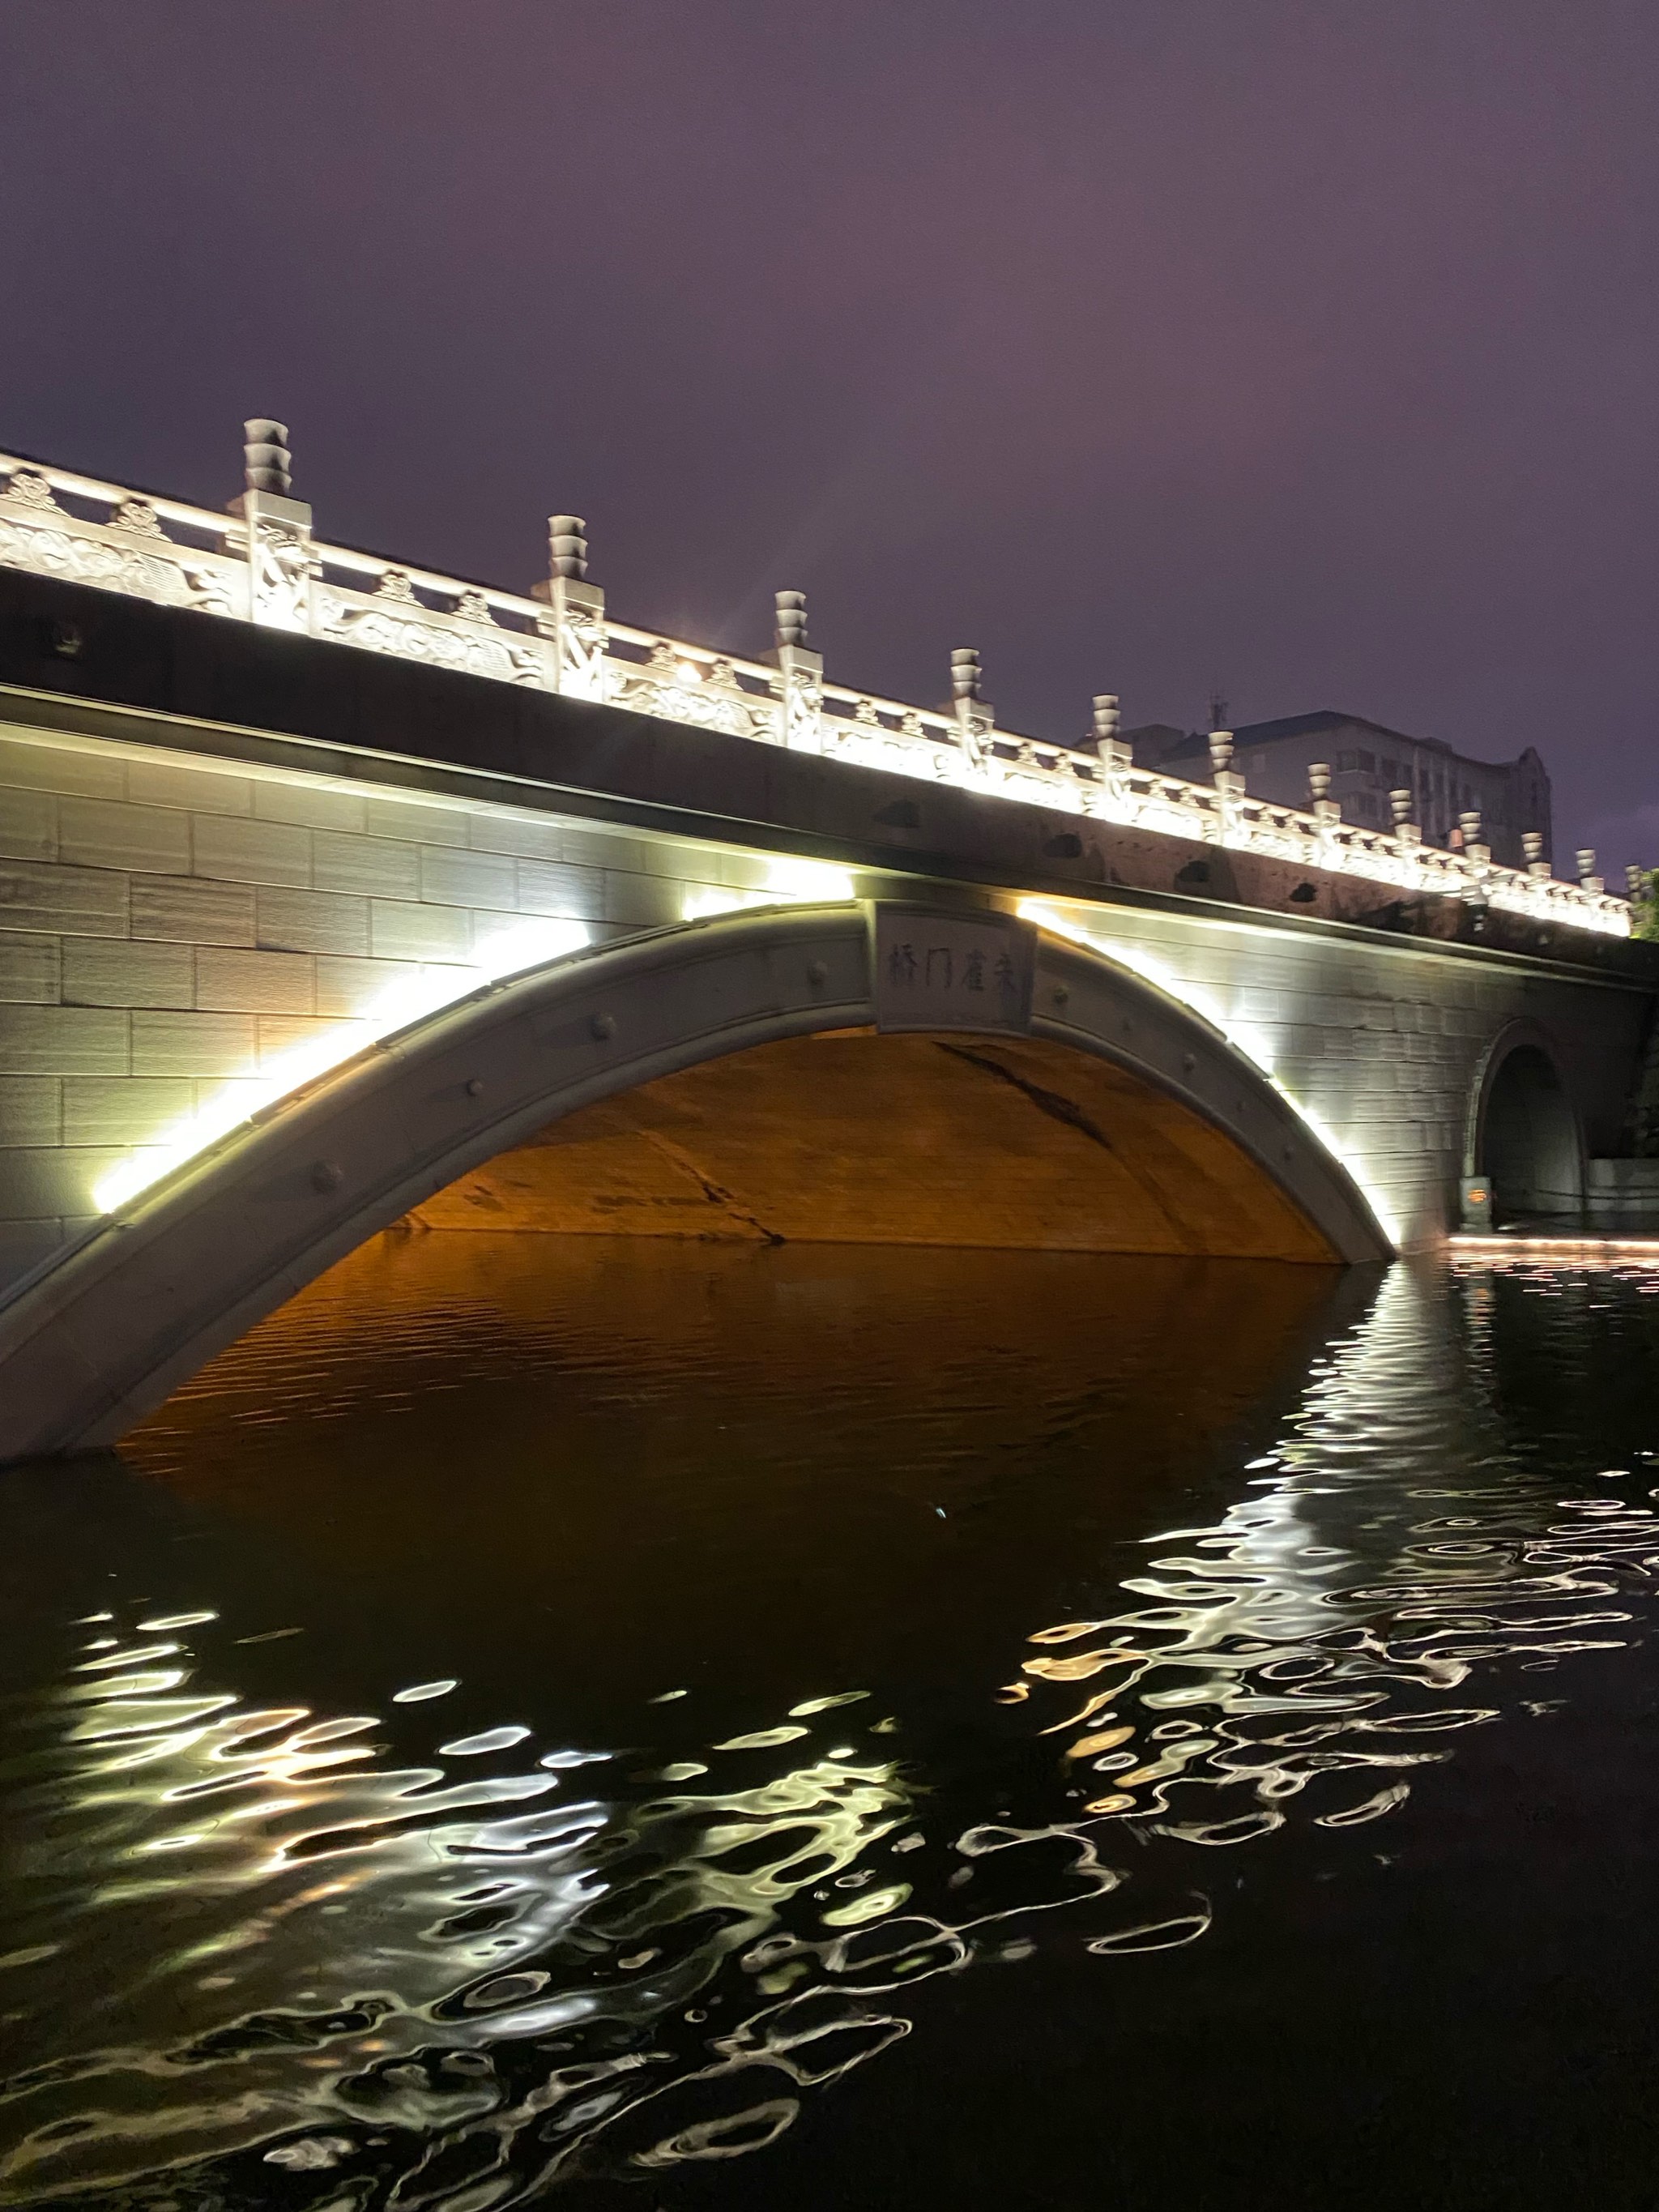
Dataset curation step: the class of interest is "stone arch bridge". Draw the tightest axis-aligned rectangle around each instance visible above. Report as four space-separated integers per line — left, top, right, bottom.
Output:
0 438 1653 1459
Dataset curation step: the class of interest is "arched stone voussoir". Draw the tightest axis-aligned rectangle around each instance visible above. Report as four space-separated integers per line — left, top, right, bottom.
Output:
0 900 1389 1464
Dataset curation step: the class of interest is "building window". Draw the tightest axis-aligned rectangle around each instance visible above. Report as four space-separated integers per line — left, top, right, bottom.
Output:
1358 749 1376 772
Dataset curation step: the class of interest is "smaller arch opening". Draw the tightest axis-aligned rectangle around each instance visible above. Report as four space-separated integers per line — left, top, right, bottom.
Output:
1480 1044 1582 1223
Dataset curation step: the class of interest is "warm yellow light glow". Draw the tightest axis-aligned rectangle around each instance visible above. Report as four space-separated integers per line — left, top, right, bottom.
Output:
1451 1234 1659 1258
92 920 591 1215
680 858 856 922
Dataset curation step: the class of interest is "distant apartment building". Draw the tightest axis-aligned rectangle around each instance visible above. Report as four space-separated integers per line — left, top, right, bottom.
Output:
1125 709 1552 869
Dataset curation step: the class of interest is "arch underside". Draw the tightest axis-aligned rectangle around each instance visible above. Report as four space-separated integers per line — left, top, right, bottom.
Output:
0 903 1388 1462
414 1027 1334 1261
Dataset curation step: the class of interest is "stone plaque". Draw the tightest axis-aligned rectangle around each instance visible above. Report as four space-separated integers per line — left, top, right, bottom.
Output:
872 903 1035 1034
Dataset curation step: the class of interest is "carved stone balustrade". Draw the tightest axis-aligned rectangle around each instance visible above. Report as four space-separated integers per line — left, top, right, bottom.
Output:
0 439 1630 940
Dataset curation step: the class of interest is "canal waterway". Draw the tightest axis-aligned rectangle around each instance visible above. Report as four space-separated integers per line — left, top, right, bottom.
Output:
4 1235 1659 2207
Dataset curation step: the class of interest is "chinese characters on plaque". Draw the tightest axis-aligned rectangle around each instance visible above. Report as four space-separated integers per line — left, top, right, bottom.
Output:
872 905 1036 1033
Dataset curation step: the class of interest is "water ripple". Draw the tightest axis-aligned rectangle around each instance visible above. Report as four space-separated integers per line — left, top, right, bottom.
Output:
3 1248 1658 2201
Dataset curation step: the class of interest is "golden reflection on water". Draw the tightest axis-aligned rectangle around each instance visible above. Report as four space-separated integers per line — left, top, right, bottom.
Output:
4 1241 1659 2203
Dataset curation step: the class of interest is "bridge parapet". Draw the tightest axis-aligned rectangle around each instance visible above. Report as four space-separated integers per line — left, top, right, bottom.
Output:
0 433 1627 941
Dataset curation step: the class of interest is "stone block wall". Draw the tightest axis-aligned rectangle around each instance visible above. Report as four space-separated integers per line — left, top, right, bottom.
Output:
1030 896 1649 1248
0 717 808 1291
0 706 1652 1291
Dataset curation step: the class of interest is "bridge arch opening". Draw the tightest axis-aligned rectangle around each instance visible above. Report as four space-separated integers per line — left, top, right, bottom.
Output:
1477 1037 1583 1223
405 1025 1335 1261
0 903 1389 1462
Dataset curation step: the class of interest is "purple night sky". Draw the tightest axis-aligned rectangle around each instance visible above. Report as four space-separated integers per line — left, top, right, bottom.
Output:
2 1 1654 860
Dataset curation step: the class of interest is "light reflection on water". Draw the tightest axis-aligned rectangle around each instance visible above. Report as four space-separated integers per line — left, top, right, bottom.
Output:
2 1239 1659 2204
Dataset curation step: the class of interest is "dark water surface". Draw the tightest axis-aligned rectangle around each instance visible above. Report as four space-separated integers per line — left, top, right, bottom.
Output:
5 1236 1659 2209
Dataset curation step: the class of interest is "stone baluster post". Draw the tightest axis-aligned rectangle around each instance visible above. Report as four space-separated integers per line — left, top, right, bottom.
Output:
1524 831 1551 881
531 516 607 698
228 418 314 632
1208 726 1243 837
1091 694 1130 798
243 420 289 496
1307 762 1341 820
949 649 991 767
1388 788 1423 886
765 590 823 753
1090 694 1125 765
1388 783 1433 885
1307 761 1341 866
1460 809 1491 867
1577 848 1604 895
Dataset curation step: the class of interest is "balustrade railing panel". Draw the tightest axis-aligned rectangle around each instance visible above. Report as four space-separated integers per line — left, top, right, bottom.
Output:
0 447 1627 937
